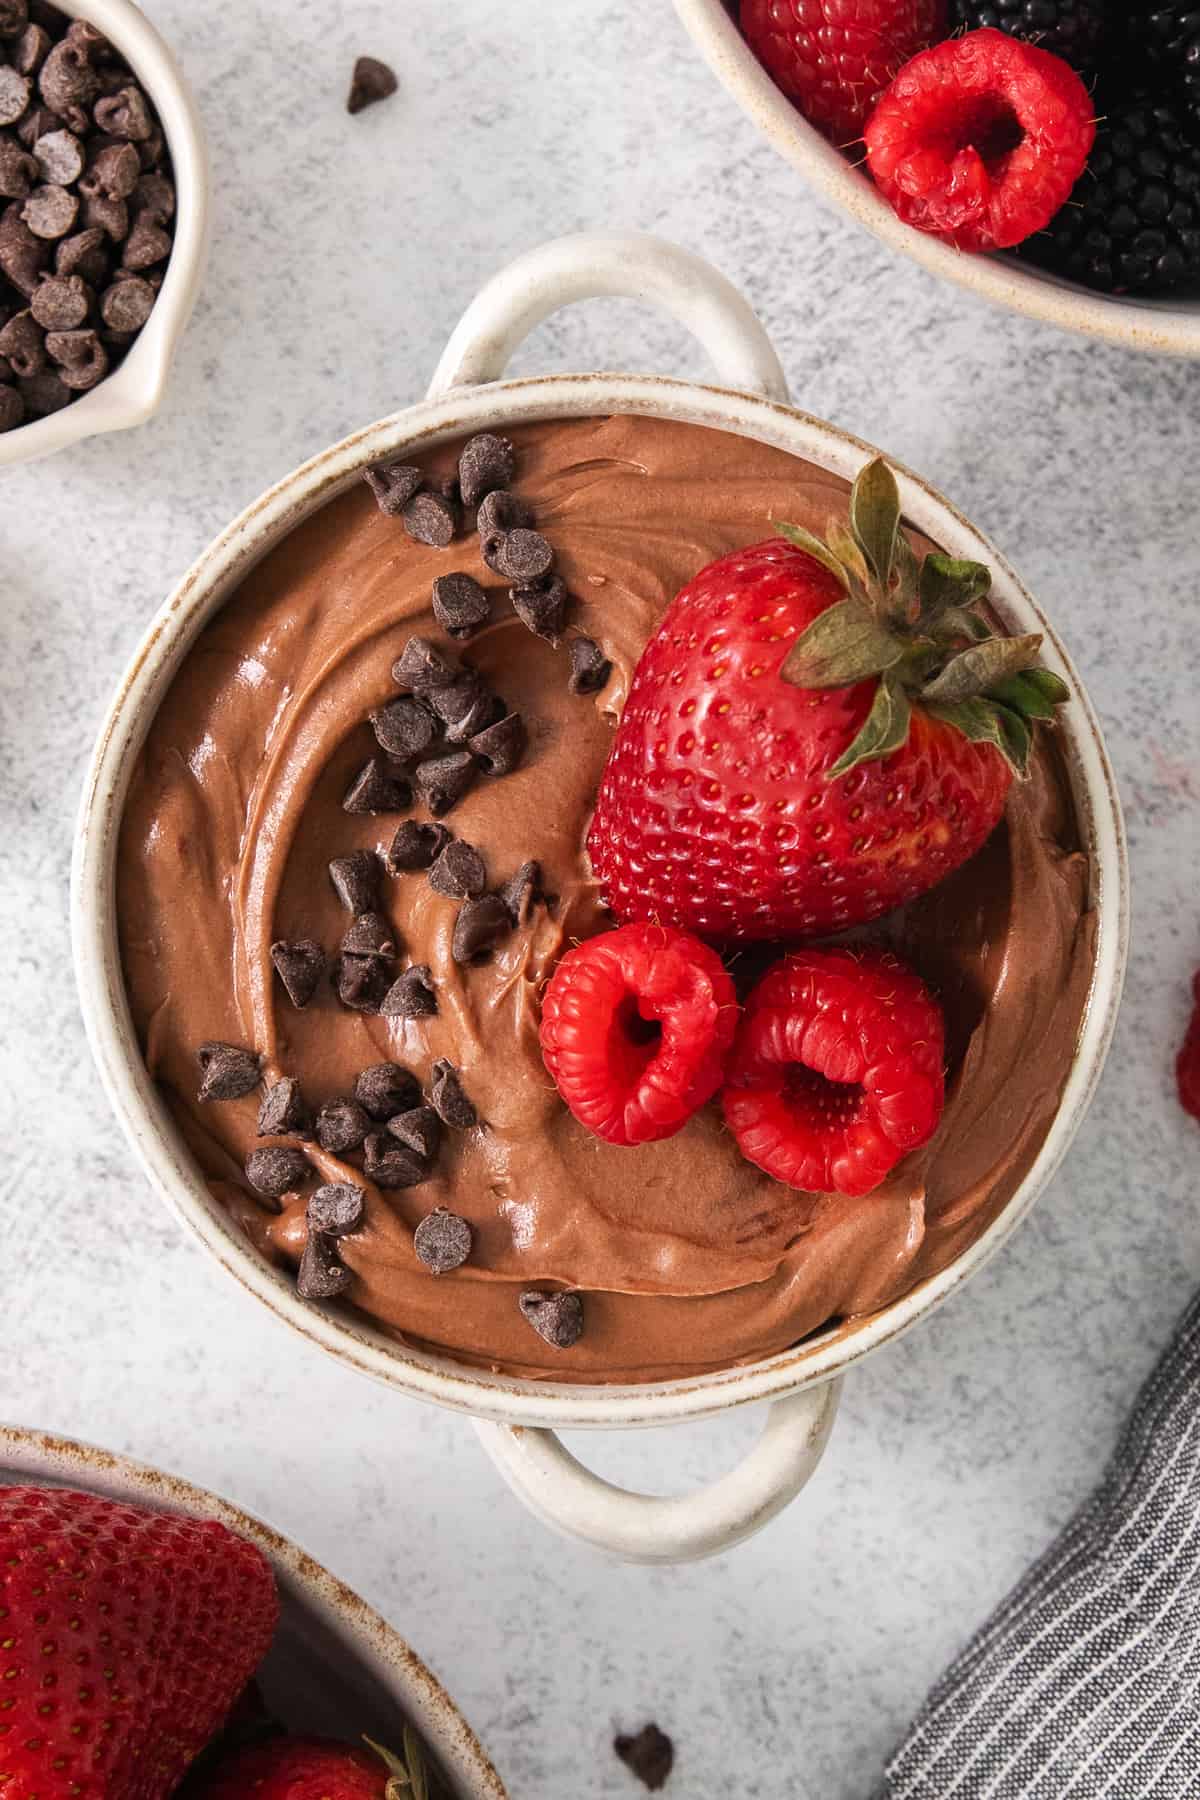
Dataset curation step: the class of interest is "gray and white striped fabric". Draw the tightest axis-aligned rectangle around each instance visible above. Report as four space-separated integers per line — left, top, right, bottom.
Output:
877 1291 1200 1799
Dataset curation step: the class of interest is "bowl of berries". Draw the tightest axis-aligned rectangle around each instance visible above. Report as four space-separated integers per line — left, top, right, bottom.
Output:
74 233 1128 1565
0 1425 506 1798
675 0 1200 355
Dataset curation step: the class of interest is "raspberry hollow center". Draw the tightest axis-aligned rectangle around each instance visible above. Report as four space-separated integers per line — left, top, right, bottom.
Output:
781 1062 868 1132
610 998 665 1086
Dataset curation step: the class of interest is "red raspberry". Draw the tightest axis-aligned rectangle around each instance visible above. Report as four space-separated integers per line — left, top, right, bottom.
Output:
741 0 947 145
1178 970 1200 1123
721 946 944 1196
539 923 738 1146
863 28 1095 250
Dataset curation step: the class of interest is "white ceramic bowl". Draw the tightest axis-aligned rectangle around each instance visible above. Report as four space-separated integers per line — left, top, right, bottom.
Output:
0 0 209 466
674 0 1200 357
0 1425 506 1798
72 232 1130 1564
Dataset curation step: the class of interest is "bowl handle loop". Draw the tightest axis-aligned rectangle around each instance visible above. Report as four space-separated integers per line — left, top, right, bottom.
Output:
426 232 789 402
472 1379 841 1564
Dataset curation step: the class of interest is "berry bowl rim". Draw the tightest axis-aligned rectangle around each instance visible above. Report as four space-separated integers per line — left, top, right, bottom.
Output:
0 1423 507 1797
673 0 1200 359
0 0 211 468
70 364 1129 1433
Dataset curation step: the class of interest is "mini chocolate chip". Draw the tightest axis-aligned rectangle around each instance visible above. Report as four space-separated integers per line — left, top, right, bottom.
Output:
342 757 412 815
22 182 77 239
431 571 490 640
136 124 165 171
307 1182 365 1238
347 55 397 114
355 1061 421 1122
387 1104 442 1159
56 226 107 281
387 820 451 873
296 1233 352 1301
45 326 106 388
364 459 422 516
500 860 542 928
430 1058 477 1129
257 1076 312 1138
30 273 89 330
14 24 48 75
476 487 531 544
329 849 382 914
520 1290 584 1349
82 192 127 241
316 1098 372 1154
0 136 38 199
458 432 515 508
341 911 396 958
0 307 43 376
452 893 511 965
33 128 82 186
64 19 110 56
270 939 325 1009
0 0 26 36
427 669 485 735
122 212 169 270
402 489 457 549
392 634 459 693
80 140 139 201
380 963 438 1019
98 272 152 331
0 202 48 294
492 527 553 584
38 40 98 132
196 1041 260 1103
511 575 568 643
371 693 438 761
429 839 486 898
94 85 152 141
568 635 612 695
132 169 174 221
414 1208 472 1275
332 952 391 1013
16 367 67 413
0 67 30 127
0 382 23 430
245 1145 310 1201
469 712 526 777
363 1134 429 1189
614 1725 674 1793
413 750 476 817
17 108 61 151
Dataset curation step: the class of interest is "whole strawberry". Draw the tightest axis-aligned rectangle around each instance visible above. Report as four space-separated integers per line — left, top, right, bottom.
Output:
740 0 947 144
0 1485 278 1799
587 458 1068 943
191 1732 432 1800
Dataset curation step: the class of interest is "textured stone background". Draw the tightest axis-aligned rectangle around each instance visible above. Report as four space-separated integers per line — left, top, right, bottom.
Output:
2 2 1198 1796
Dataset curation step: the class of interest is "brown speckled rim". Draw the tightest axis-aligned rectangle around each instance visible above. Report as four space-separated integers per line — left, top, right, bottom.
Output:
0 1425 506 1799
71 370 1129 1431
673 0 1200 358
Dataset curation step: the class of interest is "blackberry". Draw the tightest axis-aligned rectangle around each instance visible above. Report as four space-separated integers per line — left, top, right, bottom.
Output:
1134 9 1200 127
1021 98 1200 292
948 0 1114 71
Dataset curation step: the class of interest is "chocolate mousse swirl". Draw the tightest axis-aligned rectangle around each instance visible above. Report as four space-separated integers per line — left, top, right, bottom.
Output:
118 417 1096 1382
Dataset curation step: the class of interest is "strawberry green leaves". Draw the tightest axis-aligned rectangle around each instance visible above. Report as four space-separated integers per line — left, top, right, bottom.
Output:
776 455 1069 780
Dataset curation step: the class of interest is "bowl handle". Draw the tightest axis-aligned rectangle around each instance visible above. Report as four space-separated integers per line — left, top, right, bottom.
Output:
472 1379 840 1564
426 232 789 402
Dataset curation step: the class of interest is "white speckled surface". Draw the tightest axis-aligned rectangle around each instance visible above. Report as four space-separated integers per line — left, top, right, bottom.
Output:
2 3 1198 1796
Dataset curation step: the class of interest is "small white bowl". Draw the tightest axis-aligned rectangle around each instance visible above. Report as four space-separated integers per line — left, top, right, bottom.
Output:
674 0 1200 357
73 233 1129 1564
0 0 209 467
0 1425 506 1799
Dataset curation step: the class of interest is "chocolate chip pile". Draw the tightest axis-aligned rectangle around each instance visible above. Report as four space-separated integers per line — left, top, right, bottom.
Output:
184 433 605 1349
0 2 175 433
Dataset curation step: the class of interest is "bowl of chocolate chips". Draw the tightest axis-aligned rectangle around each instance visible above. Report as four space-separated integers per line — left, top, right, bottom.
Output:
73 232 1126 1565
0 0 207 463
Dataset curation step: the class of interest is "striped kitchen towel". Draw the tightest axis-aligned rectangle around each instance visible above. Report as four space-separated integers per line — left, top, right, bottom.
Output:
877 1289 1200 1799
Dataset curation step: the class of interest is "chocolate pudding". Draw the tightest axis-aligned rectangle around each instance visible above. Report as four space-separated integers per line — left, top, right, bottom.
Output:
117 416 1096 1382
